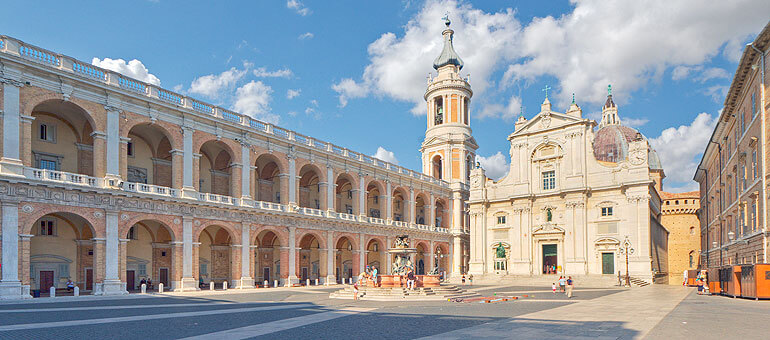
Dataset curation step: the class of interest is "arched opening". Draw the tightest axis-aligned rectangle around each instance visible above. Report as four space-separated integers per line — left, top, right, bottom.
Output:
434 96 444 126
29 212 95 296
415 194 427 225
125 124 174 187
335 174 355 214
30 100 95 176
255 154 282 203
199 141 233 196
463 97 469 125
255 230 281 284
366 239 383 274
125 220 174 291
198 225 233 288
392 188 408 222
432 155 442 180
298 234 321 282
366 182 383 218
415 242 427 275
435 199 446 228
335 237 354 283
436 244 449 274
298 165 321 209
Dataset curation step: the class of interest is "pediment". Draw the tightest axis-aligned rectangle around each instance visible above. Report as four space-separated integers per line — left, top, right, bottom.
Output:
509 111 587 138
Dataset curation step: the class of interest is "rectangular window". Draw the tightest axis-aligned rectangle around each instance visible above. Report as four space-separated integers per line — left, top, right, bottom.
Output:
751 201 757 231
200 263 208 276
39 159 57 171
138 264 147 276
497 216 506 225
753 148 758 180
735 214 741 237
40 220 55 236
345 205 353 214
127 142 134 157
752 92 757 116
740 207 746 235
542 170 555 190
601 207 613 217
39 124 55 142
741 111 746 134
740 164 746 191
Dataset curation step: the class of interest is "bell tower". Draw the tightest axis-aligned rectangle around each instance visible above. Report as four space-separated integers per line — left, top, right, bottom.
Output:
420 16 477 278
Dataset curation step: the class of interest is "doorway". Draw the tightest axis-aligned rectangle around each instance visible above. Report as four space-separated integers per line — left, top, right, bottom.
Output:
263 267 270 283
301 267 308 282
85 268 93 291
159 268 169 287
602 252 615 275
40 271 54 291
542 244 557 274
126 270 135 290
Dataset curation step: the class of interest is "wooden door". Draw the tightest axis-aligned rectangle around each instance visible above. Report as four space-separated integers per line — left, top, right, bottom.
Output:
301 267 308 281
40 271 54 291
85 268 93 290
263 267 270 283
126 270 135 290
602 253 615 275
159 268 169 287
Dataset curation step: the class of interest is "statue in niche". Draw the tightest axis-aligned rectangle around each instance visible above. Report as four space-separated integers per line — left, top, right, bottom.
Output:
546 208 553 222
495 242 506 258
435 106 443 125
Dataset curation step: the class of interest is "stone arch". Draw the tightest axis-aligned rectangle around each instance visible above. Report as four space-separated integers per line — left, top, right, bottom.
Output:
435 197 449 228
365 179 385 218
255 153 285 203
296 230 327 249
19 204 105 238
334 233 359 251
297 232 323 282
194 220 239 243
298 163 323 209
334 172 357 214
29 99 98 175
431 154 443 180
199 139 235 196
120 111 182 151
392 187 409 222
22 94 100 132
365 236 385 274
414 192 430 225
119 213 180 242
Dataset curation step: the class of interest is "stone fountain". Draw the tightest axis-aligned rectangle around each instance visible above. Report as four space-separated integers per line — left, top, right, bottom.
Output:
376 235 440 288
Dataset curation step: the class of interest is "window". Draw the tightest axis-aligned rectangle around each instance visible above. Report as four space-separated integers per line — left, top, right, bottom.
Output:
373 196 378 204
345 204 353 214
542 170 555 190
735 214 741 238
200 263 208 276
689 252 694 268
138 264 147 276
601 207 613 217
752 92 757 116
38 123 55 142
751 200 757 231
39 159 57 171
347 190 353 199
740 164 746 191
434 97 444 125
752 147 758 180
690 226 695 235
127 226 137 240
497 216 506 225
127 142 134 157
39 219 55 236
741 111 746 134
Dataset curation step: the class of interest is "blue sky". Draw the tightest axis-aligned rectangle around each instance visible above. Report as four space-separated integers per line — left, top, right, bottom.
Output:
3 0 769 192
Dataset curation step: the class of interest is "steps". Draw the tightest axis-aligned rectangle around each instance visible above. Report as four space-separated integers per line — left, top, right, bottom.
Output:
628 276 651 287
460 274 621 287
329 284 480 301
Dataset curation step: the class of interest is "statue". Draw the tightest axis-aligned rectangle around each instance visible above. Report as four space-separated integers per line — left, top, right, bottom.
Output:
394 235 410 249
495 242 506 259
546 208 552 222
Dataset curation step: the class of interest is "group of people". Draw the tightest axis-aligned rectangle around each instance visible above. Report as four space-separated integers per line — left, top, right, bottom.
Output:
460 274 473 285
552 276 575 298
544 264 557 274
353 266 380 300
139 277 153 290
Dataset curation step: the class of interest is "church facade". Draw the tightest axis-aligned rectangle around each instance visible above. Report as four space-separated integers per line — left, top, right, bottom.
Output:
468 92 668 283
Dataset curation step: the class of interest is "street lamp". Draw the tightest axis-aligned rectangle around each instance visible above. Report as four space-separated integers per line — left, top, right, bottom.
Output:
618 237 635 287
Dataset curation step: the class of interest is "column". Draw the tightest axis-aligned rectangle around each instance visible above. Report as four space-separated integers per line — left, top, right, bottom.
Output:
325 231 336 284
170 242 183 290
428 240 435 274
170 150 184 189
240 143 251 201
429 193 436 227
101 210 126 295
230 163 242 198
359 233 366 272
385 236 392 274
409 188 416 225
326 165 335 212
453 237 463 277
105 107 120 180
385 180 393 221
19 115 33 167
452 191 462 231
358 173 366 217
287 155 297 206
238 222 254 288
0 201 26 299
182 127 196 197
287 227 298 284
91 133 106 179
0 76 23 176
180 216 197 290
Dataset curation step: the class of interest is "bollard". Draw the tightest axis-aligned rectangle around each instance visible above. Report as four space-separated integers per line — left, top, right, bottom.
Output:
210 282 214 290
141 283 147 294
315 279 319 286
274 280 278 288
349 278 353 284
306 279 310 286
264 280 268 288
223 281 228 290
50 286 56 297
74 286 79 297
158 283 164 293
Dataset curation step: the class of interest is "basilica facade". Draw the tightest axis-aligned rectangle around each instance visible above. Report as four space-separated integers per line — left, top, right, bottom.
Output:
468 92 668 283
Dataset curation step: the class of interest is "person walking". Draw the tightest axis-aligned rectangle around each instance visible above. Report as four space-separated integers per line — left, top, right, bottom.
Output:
552 282 557 294
468 274 474 286
461 275 466 285
353 281 359 300
407 270 416 290
558 276 566 293
566 276 574 298
371 266 378 286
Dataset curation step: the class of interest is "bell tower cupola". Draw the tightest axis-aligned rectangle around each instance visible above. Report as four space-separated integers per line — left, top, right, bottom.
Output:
421 15 477 186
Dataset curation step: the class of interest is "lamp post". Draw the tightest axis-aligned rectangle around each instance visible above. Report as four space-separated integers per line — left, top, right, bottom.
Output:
618 237 635 287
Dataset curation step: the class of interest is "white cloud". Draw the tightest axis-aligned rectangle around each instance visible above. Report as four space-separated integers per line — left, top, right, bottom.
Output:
304 99 320 119
91 57 161 85
648 112 718 189
373 147 399 165
620 117 649 128
298 32 314 40
286 89 301 99
331 78 370 107
672 66 730 83
232 80 278 124
475 152 509 180
671 66 694 81
723 35 752 63
287 0 311 16
503 0 770 106
696 67 730 83
188 66 248 98
704 85 729 102
253 67 293 78
477 96 522 121
333 0 520 113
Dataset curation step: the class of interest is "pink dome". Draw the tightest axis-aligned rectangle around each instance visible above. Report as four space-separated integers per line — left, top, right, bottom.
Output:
593 125 639 163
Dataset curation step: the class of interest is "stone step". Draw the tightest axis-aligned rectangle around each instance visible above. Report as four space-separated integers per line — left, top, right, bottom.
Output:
329 284 481 301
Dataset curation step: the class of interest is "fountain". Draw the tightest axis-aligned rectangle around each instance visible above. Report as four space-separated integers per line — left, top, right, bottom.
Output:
376 235 440 288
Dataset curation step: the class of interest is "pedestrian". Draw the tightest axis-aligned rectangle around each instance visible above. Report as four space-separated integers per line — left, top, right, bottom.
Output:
66 279 75 292
558 276 566 293
140 278 146 289
147 278 153 290
552 282 557 294
353 282 359 300
407 270 416 290
371 266 378 285
468 274 473 286
461 274 466 285
566 276 574 298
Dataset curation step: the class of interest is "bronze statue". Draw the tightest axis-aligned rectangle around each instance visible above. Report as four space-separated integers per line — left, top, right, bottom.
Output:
496 242 506 258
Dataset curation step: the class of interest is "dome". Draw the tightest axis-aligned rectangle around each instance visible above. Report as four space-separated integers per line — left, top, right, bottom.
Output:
648 149 663 170
592 125 639 163
433 22 464 70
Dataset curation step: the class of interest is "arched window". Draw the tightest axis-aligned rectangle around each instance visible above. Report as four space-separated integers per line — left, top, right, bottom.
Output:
434 97 443 125
432 155 442 180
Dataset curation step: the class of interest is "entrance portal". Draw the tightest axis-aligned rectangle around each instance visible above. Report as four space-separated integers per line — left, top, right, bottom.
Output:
542 244 557 274
602 252 615 275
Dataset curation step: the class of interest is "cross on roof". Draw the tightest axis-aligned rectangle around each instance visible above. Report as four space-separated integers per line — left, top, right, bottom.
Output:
607 84 612 96
542 85 551 99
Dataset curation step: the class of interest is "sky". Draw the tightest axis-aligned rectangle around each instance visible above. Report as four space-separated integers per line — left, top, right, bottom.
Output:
3 0 769 192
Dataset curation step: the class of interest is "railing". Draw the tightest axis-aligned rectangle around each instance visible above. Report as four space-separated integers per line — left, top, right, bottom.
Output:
415 224 430 231
124 182 179 198
392 221 409 228
0 35 451 190
337 212 357 221
258 201 286 212
299 207 324 217
26 168 102 187
368 217 385 224
198 192 238 205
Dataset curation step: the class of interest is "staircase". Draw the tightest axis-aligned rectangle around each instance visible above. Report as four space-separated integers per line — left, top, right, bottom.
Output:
628 276 651 287
329 285 480 301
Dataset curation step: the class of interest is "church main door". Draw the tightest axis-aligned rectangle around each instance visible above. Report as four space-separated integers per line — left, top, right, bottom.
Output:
602 252 615 274
542 244 557 274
